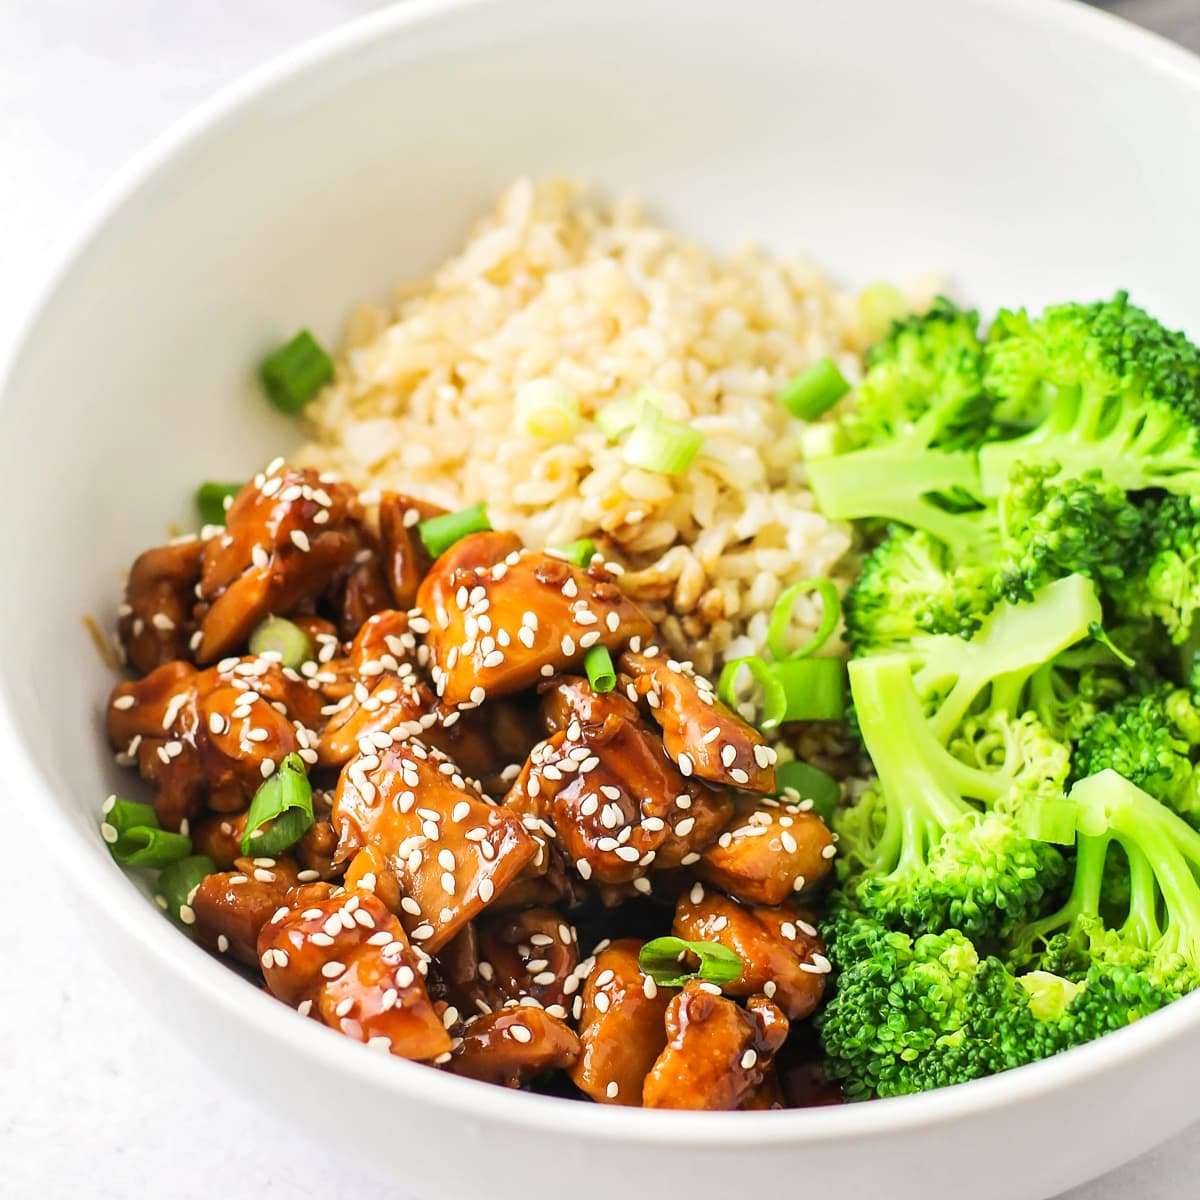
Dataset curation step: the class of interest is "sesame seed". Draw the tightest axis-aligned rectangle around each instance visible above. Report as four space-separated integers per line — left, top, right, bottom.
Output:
478 878 495 903
720 744 737 767
689 882 705 905
677 753 693 777
321 961 346 979
216 935 229 953
297 1000 313 1017
508 1024 533 1044
112 694 135 711
605 1082 619 1099
561 635 576 656
675 816 696 837
178 904 196 926
594 993 611 1014
781 831 798 854
741 1049 758 1070
730 768 750 785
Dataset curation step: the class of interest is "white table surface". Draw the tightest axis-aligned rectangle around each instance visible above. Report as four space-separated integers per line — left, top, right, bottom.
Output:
3 2 1200 1196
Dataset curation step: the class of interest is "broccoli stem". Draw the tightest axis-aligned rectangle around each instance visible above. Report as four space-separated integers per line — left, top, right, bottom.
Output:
917 575 1102 742
806 447 982 549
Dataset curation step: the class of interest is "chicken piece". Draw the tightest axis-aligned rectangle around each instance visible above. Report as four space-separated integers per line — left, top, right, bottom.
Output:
195 463 362 664
191 855 303 965
328 539 394 642
117 537 207 674
191 810 248 869
107 656 325 830
503 695 732 886
332 738 537 953
378 492 438 610
642 985 789 1110
296 815 341 882
569 939 672 1106
448 1009 579 1087
417 533 654 707
673 886 828 1020
439 908 578 1020
699 798 835 906
620 648 776 793
342 844 403 912
258 887 451 1061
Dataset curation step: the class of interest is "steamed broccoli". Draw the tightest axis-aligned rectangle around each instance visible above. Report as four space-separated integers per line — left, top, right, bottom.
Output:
805 299 990 548
1073 686 1200 826
1012 770 1200 1004
978 292 1200 498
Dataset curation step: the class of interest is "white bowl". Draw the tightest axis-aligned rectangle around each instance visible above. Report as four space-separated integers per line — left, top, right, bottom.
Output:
3 1 1199 1197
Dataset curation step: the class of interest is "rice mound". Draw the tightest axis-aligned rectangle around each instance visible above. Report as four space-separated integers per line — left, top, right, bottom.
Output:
298 178 893 672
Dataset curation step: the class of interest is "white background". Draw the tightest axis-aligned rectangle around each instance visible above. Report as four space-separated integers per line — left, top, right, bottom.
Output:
3 1 1200 1197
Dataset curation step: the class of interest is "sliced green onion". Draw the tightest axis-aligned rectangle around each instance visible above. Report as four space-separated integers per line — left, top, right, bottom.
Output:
417 503 491 560
111 826 194 869
767 578 842 662
249 615 313 669
584 644 616 693
195 481 242 527
638 937 743 988
556 538 598 568
772 657 847 722
595 396 642 441
717 656 788 731
158 854 216 926
240 752 314 855
777 357 850 421
622 401 704 475
101 796 192 868
1020 797 1079 847
718 655 846 731
516 378 580 440
858 281 908 343
259 330 335 414
774 761 841 823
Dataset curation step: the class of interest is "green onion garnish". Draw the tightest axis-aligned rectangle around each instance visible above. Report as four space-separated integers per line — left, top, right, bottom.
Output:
638 937 744 988
259 330 335 415
249 615 313 669
623 401 704 476
595 396 642 441
777 357 851 421
584 644 617 693
774 760 841 823
771 657 847 722
158 855 215 926
515 379 580 440
556 538 598 568
717 655 846 730
767 578 842 662
240 752 314 855
417 503 492 560
717 656 788 731
195 481 243 527
100 796 193 868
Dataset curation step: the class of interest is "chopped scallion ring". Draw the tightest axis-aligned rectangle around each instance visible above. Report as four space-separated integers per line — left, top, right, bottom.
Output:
259 330 335 414
158 855 215 927
515 378 580 440
556 538 598 568
240 752 314 856
622 399 704 475
717 656 788 731
771 656 847 722
638 936 743 988
101 796 192 868
777 357 851 421
584 644 617 693
595 396 642 441
767 578 842 661
195 481 243 527
417 504 491 559
249 616 313 669
774 760 841 823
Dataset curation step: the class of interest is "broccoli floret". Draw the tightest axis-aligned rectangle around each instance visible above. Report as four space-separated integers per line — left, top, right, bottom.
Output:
817 909 1136 1100
1024 651 1141 746
806 299 990 548
843 526 993 655
1012 770 1200 1002
837 650 1071 940
1073 686 1200 826
994 464 1148 605
979 292 1200 499
1113 493 1200 646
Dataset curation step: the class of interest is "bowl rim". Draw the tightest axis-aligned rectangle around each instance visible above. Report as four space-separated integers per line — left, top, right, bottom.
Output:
4 0 1200 1148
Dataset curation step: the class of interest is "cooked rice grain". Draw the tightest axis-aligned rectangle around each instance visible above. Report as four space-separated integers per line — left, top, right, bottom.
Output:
298 178 910 671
